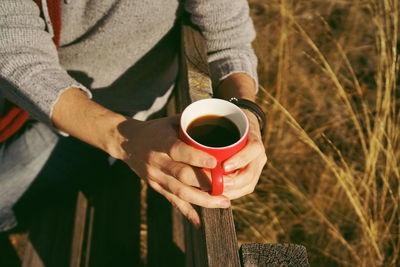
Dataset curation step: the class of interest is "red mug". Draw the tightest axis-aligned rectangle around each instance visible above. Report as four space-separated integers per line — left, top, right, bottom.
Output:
180 98 249 195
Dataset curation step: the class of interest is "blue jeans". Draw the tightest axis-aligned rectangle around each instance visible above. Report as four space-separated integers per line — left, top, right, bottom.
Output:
0 119 110 232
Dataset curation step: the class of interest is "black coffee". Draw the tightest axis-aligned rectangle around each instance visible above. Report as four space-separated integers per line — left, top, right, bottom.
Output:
186 115 240 147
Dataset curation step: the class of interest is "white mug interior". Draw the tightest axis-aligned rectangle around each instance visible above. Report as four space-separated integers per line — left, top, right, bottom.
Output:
180 98 249 148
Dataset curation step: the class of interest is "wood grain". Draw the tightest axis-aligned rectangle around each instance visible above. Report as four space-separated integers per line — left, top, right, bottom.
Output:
240 243 310 267
173 16 241 267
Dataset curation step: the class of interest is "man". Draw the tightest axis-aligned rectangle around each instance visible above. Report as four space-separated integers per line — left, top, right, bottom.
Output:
0 0 266 231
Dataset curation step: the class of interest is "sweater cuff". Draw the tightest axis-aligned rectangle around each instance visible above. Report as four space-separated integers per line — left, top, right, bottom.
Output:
9 69 93 136
209 55 259 94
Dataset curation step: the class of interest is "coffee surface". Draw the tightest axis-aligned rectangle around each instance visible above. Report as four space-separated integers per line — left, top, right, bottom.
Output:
186 115 240 147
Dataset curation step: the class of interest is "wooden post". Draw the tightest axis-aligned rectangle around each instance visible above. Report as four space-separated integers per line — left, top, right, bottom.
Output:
172 16 241 267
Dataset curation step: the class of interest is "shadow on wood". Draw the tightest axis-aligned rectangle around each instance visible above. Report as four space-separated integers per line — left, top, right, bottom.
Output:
0 232 22 267
17 139 142 266
146 186 185 267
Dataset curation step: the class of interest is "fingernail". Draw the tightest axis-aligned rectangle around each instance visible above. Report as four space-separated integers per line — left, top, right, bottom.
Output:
205 158 216 168
224 162 235 172
220 198 231 208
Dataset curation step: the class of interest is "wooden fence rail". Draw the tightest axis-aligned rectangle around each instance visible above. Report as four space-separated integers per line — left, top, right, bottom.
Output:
16 16 310 267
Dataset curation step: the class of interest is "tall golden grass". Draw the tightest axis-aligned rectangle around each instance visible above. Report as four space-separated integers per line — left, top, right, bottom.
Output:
233 0 400 265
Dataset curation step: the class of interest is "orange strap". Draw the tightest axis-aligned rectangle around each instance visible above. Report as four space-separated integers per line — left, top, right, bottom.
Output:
0 0 61 143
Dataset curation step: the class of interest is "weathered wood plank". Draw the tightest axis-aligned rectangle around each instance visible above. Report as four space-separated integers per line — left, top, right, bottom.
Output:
172 206 186 253
183 210 207 267
182 208 241 267
69 191 89 267
175 15 213 111
201 208 240 267
85 161 141 267
22 159 142 267
240 243 310 267
173 15 241 267
147 186 185 267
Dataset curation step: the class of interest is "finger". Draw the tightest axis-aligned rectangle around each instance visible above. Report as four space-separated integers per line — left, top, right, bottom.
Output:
170 177 230 208
167 139 217 169
160 159 212 190
149 169 230 208
224 157 266 199
148 180 202 228
223 138 266 172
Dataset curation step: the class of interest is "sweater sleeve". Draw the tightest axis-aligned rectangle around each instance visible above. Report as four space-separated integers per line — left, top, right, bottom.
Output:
0 0 92 127
184 0 258 91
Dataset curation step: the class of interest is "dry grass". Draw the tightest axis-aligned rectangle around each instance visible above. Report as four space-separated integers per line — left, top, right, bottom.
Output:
233 0 400 266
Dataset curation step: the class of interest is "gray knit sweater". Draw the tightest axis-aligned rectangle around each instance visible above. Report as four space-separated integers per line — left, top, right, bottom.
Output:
0 0 257 127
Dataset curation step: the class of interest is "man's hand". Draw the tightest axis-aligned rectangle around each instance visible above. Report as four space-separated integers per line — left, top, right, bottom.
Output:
51 71 268 229
214 73 267 200
116 116 231 228
222 109 267 199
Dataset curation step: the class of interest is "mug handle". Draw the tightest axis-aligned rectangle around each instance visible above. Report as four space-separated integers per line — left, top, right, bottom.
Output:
211 161 224 196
